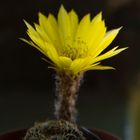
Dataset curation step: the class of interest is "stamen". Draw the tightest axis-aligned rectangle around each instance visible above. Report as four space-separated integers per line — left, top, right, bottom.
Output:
61 37 89 60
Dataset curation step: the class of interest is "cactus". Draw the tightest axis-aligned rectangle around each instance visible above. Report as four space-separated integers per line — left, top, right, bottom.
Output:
24 120 86 140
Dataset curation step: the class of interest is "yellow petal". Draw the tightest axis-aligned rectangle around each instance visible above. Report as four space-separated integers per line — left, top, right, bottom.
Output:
45 43 59 66
91 46 127 64
92 27 122 57
27 32 45 50
74 14 90 56
91 12 102 23
58 56 72 69
78 62 100 72
68 9 79 40
48 14 58 32
58 5 71 46
24 21 46 48
75 14 90 40
24 20 37 36
38 12 61 49
87 12 106 47
34 23 51 42
48 13 62 47
70 58 91 74
38 12 47 27
24 21 42 42
88 20 106 50
89 65 115 70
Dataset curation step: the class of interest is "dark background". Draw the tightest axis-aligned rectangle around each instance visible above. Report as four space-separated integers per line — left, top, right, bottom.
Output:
0 0 140 139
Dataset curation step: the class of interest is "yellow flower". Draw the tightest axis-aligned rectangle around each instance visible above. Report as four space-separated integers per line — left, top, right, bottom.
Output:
21 5 127 75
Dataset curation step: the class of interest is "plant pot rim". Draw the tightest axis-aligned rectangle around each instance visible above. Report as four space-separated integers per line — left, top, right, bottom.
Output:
0 128 121 140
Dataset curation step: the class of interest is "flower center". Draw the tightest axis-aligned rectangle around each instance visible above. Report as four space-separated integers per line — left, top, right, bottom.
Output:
61 37 89 60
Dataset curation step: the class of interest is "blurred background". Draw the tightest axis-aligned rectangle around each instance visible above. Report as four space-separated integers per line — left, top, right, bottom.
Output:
0 0 140 139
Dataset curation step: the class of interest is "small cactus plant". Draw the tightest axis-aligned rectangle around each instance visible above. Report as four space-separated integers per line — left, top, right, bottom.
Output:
24 120 85 140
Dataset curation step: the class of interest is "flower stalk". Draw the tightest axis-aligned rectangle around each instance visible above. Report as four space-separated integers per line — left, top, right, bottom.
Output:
55 72 83 122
